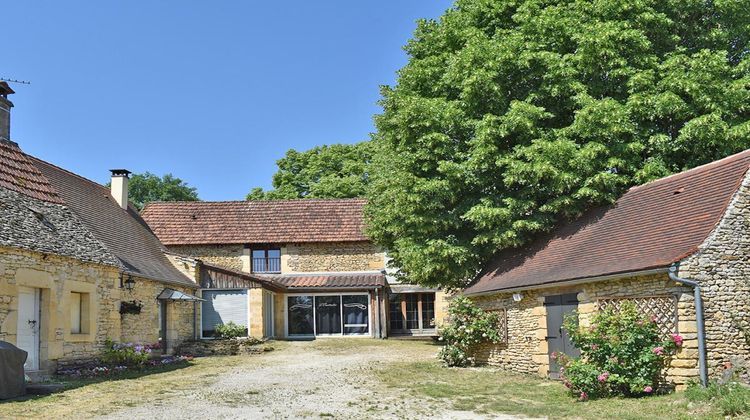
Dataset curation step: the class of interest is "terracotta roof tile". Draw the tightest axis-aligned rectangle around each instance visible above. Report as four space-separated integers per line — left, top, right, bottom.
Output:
141 199 369 245
466 149 750 295
0 140 63 204
263 272 386 289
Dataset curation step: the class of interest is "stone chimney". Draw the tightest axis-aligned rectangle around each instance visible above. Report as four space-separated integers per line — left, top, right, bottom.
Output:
110 169 132 209
0 82 15 141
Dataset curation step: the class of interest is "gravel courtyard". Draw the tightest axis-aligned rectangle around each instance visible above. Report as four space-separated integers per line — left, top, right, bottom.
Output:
106 339 503 419
3 339 513 419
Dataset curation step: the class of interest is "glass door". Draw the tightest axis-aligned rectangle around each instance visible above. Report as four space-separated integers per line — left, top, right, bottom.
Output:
315 296 342 335
287 296 314 336
387 292 437 336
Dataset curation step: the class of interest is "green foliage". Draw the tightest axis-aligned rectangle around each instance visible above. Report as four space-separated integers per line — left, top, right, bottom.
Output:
686 381 750 417
366 0 750 287
247 142 372 200
438 295 504 366
558 303 681 400
108 172 199 211
214 321 248 339
101 339 152 366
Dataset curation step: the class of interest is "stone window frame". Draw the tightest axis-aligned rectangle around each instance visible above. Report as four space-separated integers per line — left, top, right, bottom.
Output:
596 294 679 338
484 308 508 344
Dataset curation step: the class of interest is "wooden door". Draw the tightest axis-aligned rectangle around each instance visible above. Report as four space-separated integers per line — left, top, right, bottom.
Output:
545 293 580 379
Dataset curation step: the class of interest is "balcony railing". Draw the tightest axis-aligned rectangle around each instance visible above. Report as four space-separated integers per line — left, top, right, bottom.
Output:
252 257 281 273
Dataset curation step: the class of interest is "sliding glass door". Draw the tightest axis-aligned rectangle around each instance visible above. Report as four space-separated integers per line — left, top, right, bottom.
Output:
287 294 370 337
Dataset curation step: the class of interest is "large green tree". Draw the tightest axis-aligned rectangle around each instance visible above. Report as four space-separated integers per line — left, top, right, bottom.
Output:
119 172 199 210
367 0 750 288
247 142 372 200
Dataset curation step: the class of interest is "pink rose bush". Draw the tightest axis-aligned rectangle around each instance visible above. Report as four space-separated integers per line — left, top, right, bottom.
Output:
438 296 505 367
559 303 679 401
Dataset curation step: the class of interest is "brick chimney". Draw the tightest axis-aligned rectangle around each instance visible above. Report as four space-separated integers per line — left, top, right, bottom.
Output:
0 82 15 141
110 169 132 209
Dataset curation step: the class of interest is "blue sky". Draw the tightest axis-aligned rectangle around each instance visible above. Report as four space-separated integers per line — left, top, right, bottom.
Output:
4 1 452 200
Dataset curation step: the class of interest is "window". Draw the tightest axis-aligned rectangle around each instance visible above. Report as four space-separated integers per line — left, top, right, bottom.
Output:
252 248 281 273
71 292 82 334
287 294 370 336
70 292 89 334
343 295 369 335
288 295 314 336
388 292 437 334
201 290 248 338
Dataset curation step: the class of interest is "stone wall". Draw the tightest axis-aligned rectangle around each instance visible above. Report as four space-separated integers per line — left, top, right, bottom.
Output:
176 337 265 356
679 171 750 378
120 277 197 354
0 246 121 373
470 273 698 387
167 244 244 272
283 241 384 273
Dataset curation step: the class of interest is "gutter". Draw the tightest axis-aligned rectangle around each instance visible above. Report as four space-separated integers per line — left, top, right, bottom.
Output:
668 264 709 387
464 267 670 297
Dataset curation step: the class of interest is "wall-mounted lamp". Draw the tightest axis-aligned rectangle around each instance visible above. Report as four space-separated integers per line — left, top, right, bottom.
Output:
512 292 523 302
120 273 135 291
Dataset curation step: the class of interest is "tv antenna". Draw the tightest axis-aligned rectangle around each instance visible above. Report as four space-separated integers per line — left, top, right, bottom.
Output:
0 78 31 85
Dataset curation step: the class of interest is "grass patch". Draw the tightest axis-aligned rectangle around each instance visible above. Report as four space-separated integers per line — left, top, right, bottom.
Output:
685 381 750 417
0 355 255 418
376 361 726 419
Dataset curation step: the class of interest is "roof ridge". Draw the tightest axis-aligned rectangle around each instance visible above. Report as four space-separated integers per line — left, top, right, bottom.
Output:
28 155 109 194
629 148 750 192
144 197 367 206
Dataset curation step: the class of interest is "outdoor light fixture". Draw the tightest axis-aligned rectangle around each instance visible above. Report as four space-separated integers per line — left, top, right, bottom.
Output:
120 273 135 291
512 292 523 302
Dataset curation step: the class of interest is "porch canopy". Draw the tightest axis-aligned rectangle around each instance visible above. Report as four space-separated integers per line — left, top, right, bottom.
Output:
157 288 203 301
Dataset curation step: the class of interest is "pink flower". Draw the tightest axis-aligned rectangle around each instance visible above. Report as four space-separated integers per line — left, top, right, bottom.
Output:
590 344 599 351
644 386 653 393
652 346 665 356
651 315 658 323
579 391 588 401
551 351 558 360
671 334 683 347
597 371 609 383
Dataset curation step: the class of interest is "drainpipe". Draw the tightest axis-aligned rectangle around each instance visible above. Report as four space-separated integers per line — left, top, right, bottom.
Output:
668 264 708 387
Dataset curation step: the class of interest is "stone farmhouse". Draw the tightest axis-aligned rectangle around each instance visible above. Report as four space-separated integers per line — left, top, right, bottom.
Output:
0 82 199 376
141 200 448 339
465 149 750 389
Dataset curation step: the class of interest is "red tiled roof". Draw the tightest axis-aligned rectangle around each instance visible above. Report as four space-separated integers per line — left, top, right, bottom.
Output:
0 140 63 204
141 199 369 245
262 272 386 289
466 149 750 295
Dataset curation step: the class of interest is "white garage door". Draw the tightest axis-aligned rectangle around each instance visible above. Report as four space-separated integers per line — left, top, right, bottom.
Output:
201 289 248 338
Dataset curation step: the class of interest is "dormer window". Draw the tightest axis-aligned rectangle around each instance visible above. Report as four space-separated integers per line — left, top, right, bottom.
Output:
252 248 281 273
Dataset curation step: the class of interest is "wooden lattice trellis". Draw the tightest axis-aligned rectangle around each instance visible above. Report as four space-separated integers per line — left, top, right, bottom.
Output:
597 295 678 337
485 308 508 343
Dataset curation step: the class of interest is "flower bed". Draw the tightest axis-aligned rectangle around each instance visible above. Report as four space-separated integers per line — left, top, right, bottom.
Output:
57 355 193 378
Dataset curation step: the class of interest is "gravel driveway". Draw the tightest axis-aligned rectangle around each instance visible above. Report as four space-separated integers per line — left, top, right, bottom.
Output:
103 339 516 419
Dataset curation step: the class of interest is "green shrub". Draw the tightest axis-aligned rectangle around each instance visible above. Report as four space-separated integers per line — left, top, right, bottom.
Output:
559 302 681 400
438 295 504 367
215 321 247 339
686 381 750 417
101 339 152 366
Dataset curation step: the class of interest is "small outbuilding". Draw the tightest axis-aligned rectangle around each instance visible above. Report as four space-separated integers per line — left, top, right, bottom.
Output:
465 149 750 389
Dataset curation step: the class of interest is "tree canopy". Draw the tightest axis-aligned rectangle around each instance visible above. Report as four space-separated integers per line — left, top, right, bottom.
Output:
120 172 199 210
247 142 372 200
366 0 750 288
